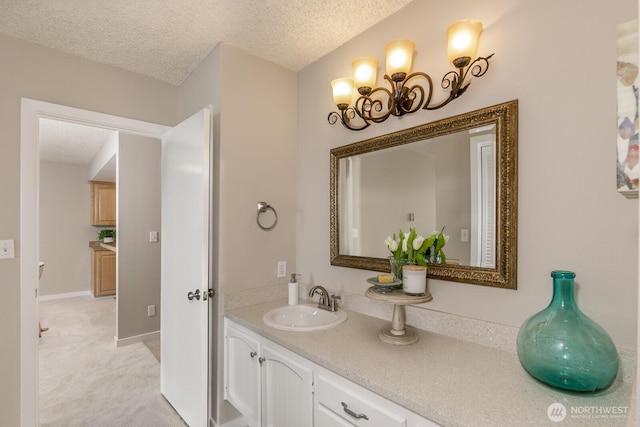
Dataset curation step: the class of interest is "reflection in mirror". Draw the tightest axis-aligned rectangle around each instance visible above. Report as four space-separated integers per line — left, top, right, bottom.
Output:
330 100 518 288
338 125 496 267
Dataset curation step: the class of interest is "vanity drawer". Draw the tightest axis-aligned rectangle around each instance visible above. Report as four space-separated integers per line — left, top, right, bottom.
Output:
315 372 406 427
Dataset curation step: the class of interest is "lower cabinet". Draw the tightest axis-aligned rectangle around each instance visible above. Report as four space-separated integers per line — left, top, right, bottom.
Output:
92 249 116 297
225 320 313 427
224 319 440 427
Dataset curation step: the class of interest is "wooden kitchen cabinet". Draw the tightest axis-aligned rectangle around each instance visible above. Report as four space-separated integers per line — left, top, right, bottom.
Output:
92 249 116 297
90 180 116 226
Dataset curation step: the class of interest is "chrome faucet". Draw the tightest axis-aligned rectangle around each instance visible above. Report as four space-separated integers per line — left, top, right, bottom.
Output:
308 285 341 312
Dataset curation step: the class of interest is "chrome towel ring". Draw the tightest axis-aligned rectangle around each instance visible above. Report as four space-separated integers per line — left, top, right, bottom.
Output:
256 201 278 230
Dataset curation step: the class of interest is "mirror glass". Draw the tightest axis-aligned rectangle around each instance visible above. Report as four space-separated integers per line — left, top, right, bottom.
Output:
330 100 518 288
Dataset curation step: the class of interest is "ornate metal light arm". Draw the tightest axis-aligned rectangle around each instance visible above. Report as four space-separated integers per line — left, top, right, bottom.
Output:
328 53 495 131
328 106 371 131
424 53 494 111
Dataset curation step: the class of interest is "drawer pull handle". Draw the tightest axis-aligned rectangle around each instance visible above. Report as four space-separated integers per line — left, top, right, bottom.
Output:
341 402 369 421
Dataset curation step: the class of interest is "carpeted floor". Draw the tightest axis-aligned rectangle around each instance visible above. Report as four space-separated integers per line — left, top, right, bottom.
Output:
38 296 187 427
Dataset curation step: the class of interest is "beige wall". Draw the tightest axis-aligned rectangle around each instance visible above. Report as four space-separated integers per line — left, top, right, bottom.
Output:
0 33 178 426
297 0 638 350
117 134 162 340
217 44 298 294
180 42 298 295
39 161 96 296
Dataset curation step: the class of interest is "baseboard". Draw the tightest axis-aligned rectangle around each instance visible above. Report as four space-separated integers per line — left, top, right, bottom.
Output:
38 290 91 301
115 330 160 348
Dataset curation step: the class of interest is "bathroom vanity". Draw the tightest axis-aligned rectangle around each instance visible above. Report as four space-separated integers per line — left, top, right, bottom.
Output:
225 317 438 427
225 299 634 426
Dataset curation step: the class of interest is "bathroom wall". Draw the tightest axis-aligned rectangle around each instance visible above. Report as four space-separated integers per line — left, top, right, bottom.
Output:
0 33 178 426
297 0 639 350
117 134 162 341
180 42 298 295
39 161 96 296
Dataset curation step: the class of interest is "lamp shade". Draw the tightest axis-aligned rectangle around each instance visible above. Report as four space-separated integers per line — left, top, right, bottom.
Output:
331 78 354 108
447 20 482 66
351 57 378 94
385 39 415 79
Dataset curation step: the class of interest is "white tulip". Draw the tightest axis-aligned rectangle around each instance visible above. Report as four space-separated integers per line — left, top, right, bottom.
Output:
413 235 425 250
385 236 398 251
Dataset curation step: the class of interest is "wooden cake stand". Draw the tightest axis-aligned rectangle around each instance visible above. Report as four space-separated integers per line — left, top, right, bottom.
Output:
365 287 432 345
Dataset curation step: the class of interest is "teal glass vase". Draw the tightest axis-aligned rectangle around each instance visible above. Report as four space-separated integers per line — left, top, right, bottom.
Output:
516 270 619 392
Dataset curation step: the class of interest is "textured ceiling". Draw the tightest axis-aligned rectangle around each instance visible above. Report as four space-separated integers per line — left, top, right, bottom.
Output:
0 0 414 86
18 0 413 165
39 119 115 165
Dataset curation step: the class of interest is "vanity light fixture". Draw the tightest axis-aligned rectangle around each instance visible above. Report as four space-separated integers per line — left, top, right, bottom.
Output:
328 20 494 131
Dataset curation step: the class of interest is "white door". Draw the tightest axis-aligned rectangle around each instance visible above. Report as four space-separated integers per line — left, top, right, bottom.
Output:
161 108 212 426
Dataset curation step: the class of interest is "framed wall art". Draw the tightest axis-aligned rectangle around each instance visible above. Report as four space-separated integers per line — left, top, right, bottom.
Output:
616 19 639 198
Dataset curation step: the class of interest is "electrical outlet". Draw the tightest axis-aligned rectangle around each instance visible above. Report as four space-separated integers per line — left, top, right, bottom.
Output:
149 231 158 243
277 261 286 278
461 229 469 242
147 305 156 317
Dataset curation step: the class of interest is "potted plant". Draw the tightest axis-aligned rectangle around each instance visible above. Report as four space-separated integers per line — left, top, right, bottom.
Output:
98 229 116 243
384 227 448 295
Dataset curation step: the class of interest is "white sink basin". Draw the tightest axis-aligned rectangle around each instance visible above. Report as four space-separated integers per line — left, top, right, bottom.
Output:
263 304 348 331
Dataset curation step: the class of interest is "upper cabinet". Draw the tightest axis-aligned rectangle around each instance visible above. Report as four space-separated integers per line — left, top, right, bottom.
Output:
90 180 116 226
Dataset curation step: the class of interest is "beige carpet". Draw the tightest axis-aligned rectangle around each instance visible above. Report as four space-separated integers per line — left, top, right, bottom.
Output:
39 296 187 427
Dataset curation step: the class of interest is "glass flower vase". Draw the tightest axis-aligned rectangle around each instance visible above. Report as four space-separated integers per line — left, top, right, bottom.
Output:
516 270 619 392
388 257 412 281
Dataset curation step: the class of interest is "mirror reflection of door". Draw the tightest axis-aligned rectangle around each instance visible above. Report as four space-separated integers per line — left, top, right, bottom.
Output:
470 125 496 268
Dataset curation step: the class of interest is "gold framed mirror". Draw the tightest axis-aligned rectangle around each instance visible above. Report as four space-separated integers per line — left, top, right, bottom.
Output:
330 100 518 288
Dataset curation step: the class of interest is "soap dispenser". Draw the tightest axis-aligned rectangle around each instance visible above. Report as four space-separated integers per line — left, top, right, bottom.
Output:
288 273 301 305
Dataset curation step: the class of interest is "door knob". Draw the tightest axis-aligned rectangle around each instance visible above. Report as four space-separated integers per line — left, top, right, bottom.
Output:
187 289 201 301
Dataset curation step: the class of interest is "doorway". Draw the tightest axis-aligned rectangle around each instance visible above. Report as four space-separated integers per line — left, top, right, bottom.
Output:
20 98 171 425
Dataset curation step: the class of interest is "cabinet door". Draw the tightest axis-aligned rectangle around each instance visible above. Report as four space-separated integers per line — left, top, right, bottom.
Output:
225 324 260 427
90 181 116 226
260 344 313 427
93 250 116 297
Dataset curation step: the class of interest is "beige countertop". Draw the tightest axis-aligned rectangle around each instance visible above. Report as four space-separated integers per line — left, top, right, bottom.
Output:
89 240 116 252
226 299 635 427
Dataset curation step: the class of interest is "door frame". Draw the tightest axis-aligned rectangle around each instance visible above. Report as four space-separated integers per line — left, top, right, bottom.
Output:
19 98 170 426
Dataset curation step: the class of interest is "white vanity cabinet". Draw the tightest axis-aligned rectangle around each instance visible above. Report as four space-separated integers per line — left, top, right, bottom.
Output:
225 322 260 426
224 320 313 427
225 319 439 427
260 344 313 427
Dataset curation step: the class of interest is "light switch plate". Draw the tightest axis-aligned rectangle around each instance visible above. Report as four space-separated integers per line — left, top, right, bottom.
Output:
0 240 15 259
149 231 158 243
